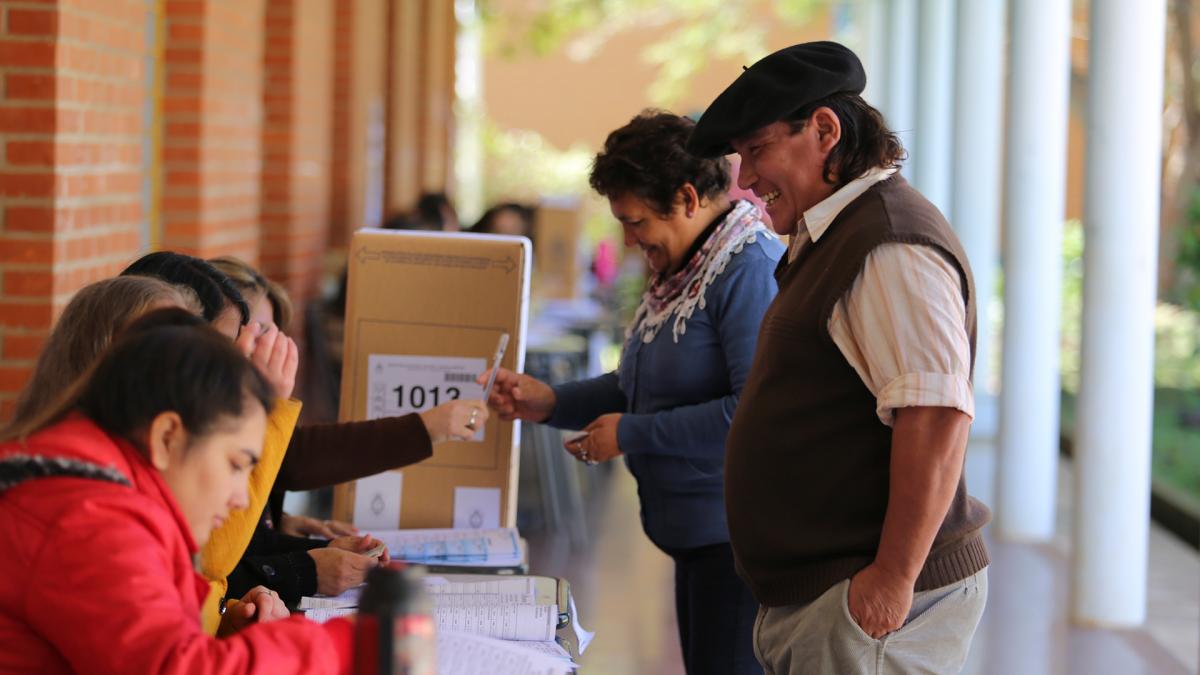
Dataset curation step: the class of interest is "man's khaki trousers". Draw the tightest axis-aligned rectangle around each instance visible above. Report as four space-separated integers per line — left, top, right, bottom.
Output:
753 568 988 675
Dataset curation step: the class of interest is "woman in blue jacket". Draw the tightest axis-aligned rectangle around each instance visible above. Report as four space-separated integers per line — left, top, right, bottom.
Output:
482 110 783 675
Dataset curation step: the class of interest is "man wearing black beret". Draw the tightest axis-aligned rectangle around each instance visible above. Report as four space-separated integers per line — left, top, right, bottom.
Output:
690 41 991 673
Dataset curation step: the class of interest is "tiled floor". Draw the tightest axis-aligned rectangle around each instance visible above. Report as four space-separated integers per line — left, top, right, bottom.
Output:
528 452 1198 674
527 465 686 675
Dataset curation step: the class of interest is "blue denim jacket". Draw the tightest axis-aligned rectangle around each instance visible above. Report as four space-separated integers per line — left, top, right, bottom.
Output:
547 234 784 550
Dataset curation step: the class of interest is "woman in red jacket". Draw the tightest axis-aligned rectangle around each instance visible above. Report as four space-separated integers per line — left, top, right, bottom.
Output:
0 309 353 674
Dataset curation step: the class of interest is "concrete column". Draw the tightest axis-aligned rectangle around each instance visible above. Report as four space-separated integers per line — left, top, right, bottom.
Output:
1071 0 1166 627
914 0 955 215
453 0 484 224
952 0 1005 441
857 0 889 110
885 0 918 179
994 0 1071 540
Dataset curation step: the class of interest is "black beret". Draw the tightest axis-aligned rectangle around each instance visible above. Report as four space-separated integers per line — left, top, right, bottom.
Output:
687 41 866 158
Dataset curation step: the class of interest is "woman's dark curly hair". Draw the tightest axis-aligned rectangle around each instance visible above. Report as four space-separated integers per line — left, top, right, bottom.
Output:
589 110 731 217
786 92 906 188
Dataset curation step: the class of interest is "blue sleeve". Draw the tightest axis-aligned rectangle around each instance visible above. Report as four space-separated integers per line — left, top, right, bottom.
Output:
545 371 628 430
615 245 779 461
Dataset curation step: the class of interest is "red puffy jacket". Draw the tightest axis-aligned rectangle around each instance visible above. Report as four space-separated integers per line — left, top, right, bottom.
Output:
0 416 353 674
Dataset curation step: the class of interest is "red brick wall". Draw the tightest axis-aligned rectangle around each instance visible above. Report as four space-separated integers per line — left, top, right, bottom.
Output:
0 0 148 418
161 0 264 261
0 0 455 419
260 0 332 323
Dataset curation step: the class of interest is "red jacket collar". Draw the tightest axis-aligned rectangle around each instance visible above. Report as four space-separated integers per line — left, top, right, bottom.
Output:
1 415 199 554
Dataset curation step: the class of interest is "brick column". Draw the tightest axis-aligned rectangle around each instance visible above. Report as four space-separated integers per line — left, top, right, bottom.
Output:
385 0 456 217
328 0 386 247
260 0 332 323
0 0 148 418
161 0 264 261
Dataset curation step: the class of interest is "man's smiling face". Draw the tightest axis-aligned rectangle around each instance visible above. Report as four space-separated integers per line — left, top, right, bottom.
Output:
731 111 840 236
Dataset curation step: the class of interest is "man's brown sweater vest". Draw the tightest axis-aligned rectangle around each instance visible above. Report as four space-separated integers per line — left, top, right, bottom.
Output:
724 174 991 607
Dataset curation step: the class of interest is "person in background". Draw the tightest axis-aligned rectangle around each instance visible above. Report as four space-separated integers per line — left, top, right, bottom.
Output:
0 309 354 673
470 202 536 239
481 110 783 675
382 191 460 232
415 191 459 231
688 41 989 674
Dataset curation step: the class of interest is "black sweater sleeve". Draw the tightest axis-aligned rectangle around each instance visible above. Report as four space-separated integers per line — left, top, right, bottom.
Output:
275 414 433 491
226 516 326 607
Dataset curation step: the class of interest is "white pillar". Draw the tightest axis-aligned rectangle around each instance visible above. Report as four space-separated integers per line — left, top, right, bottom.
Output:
1071 0 1166 627
884 0 918 180
994 0 1071 541
952 0 1005 441
453 0 484 224
857 0 889 110
914 0 955 215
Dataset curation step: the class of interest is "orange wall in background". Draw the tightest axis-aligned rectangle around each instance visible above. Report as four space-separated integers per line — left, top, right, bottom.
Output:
483 6 832 151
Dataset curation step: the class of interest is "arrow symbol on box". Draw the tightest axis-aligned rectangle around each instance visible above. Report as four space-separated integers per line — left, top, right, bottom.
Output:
356 247 381 264
491 256 515 273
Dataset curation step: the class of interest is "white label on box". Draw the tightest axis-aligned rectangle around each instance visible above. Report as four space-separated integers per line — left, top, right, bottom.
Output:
453 486 501 529
367 354 487 441
354 471 403 530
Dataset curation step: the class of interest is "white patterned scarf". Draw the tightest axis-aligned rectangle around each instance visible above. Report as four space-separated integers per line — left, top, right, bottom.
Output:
627 200 775 345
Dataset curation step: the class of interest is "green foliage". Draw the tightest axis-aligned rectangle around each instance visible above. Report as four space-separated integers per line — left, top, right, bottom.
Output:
1175 186 1200 310
1149 388 1200 497
1063 388 1200 497
1060 218 1200 391
479 121 595 205
1154 302 1200 389
1060 220 1085 392
1058 218 1200 496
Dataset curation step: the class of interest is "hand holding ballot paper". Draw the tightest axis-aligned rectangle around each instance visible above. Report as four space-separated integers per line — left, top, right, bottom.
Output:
378 333 508 444
476 364 556 423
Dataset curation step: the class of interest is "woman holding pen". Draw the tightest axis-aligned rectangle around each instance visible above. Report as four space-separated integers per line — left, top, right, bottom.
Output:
480 110 783 675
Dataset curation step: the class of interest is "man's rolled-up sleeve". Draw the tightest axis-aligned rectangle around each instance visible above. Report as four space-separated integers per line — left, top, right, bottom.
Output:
829 243 975 427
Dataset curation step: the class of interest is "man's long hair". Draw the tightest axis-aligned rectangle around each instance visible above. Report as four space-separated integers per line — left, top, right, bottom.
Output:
787 93 906 189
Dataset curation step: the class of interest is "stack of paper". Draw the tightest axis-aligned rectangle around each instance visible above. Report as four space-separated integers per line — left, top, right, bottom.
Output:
301 575 561 644
438 632 576 674
367 527 523 568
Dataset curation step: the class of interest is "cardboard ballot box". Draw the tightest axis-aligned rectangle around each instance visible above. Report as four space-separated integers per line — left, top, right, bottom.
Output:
532 198 583 300
332 229 530 530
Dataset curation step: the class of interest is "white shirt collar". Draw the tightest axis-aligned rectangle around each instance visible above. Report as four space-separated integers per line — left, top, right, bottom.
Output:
799 166 897 243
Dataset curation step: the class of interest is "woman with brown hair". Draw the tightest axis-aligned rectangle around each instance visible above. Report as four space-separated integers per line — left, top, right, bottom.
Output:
206 255 489 606
127 252 484 614
483 110 783 675
0 309 356 673
10 276 201 425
